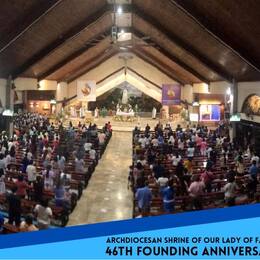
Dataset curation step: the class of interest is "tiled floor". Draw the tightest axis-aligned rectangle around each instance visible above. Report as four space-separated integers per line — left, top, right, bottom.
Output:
67 131 133 226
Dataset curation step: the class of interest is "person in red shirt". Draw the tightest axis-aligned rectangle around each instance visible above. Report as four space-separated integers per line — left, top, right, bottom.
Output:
200 138 207 156
16 175 29 199
52 137 59 152
200 168 214 193
43 135 48 147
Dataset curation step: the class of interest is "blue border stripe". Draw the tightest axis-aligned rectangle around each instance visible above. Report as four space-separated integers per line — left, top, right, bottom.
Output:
1 204 260 249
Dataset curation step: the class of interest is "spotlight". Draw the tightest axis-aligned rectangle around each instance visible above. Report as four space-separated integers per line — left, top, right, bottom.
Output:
120 29 125 34
117 6 122 14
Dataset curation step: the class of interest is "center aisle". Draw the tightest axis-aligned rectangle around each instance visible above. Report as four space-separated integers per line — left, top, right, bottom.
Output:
68 131 133 226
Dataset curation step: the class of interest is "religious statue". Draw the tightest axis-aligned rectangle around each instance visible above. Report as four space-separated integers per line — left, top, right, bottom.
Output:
152 107 157 119
94 107 99 118
122 88 128 104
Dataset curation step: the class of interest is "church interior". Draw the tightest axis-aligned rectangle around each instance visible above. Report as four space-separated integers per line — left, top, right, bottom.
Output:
0 0 260 233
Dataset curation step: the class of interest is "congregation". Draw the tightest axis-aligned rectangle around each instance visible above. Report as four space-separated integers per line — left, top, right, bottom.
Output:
131 122 259 217
0 113 112 233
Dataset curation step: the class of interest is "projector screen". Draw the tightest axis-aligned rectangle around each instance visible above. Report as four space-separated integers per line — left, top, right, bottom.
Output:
200 105 220 121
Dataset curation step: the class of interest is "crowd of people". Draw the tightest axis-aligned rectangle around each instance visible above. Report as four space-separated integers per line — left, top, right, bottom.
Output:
131 122 259 217
0 113 112 232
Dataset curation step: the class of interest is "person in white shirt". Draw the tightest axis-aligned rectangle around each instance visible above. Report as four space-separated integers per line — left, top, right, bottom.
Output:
98 132 106 145
223 178 238 206
58 156 66 171
4 153 11 168
157 175 169 191
8 140 15 151
27 151 33 161
168 135 175 145
89 148 96 160
34 200 52 230
178 139 184 150
216 137 221 147
84 142 92 152
206 146 213 158
26 161 37 184
138 135 146 148
75 158 87 173
0 146 6 155
172 153 182 166
251 153 259 167
151 138 159 147
0 169 5 194
187 145 195 159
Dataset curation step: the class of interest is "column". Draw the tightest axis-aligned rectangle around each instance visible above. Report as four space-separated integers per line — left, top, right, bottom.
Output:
56 82 68 114
5 76 14 136
230 79 238 140
0 78 7 108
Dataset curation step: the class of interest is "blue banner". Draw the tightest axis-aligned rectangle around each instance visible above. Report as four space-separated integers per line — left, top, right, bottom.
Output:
1 204 260 259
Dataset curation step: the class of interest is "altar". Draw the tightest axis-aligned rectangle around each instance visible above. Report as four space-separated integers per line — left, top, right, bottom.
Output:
116 111 135 117
115 111 135 121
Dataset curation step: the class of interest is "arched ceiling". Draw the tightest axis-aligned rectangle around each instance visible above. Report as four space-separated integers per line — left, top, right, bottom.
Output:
96 69 161 102
68 53 179 90
0 0 260 84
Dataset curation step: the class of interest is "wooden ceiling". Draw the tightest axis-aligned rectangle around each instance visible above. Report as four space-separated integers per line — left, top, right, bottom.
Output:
0 0 259 84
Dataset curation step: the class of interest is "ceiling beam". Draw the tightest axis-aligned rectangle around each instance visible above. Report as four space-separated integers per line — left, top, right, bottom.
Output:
37 25 133 81
132 28 210 84
96 67 125 85
12 4 111 79
96 66 162 90
132 49 187 85
132 5 233 82
0 0 63 54
37 31 111 81
170 0 260 73
66 50 119 83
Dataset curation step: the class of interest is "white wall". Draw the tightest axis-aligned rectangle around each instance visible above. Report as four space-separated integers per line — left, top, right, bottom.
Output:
14 77 37 90
13 78 57 91
0 78 7 107
182 84 193 112
39 80 57 91
193 81 230 94
182 84 193 103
